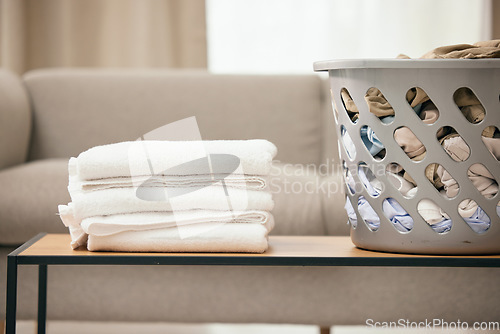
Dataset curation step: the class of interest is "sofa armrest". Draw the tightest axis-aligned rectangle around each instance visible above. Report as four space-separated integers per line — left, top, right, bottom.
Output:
0 69 31 170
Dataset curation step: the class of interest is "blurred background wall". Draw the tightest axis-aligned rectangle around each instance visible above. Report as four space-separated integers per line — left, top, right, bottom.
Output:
0 0 498 75
0 0 206 74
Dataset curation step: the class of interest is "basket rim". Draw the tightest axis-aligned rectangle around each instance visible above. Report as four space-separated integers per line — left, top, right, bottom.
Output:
313 58 500 71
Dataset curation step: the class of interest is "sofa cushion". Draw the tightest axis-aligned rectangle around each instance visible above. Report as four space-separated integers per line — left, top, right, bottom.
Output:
0 159 70 245
0 69 31 170
23 69 326 165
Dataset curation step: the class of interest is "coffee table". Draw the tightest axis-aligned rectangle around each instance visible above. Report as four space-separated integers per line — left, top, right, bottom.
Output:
6 233 500 334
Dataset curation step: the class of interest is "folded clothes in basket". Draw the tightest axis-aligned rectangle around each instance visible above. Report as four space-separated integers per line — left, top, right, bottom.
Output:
344 166 414 232
341 40 500 234
344 164 498 233
417 40 500 59
438 136 499 201
340 40 500 165
58 139 278 253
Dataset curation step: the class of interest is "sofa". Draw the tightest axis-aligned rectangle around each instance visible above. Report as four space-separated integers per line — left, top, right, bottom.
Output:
0 69 498 328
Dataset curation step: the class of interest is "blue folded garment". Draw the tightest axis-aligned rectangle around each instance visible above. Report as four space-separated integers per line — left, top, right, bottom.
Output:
344 168 496 234
382 198 414 232
360 126 384 156
357 195 380 231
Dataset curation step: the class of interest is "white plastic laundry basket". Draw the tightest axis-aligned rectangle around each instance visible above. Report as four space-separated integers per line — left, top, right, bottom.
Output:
314 59 500 254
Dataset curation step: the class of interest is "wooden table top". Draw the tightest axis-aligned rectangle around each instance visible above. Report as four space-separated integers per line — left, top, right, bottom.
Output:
10 233 500 267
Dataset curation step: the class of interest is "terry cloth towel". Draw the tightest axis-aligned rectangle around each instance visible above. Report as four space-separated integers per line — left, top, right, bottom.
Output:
64 186 274 221
86 222 272 253
76 174 269 192
80 210 273 237
59 205 274 249
73 140 277 180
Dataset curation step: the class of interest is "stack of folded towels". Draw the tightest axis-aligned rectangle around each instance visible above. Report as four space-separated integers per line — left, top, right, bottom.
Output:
58 140 277 253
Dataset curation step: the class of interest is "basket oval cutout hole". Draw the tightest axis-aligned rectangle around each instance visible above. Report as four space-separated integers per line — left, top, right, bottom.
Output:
467 163 498 199
458 199 491 234
360 125 386 160
385 162 417 198
358 163 383 197
417 199 452 234
358 196 380 231
330 89 339 124
382 197 414 233
394 126 426 160
453 87 485 124
364 87 394 124
429 163 459 198
405 87 439 124
340 125 356 160
340 88 359 124
481 126 500 161
344 196 357 228
343 160 356 195
437 127 471 162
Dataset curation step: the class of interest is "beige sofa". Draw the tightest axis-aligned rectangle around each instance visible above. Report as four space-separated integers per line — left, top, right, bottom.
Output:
0 69 498 328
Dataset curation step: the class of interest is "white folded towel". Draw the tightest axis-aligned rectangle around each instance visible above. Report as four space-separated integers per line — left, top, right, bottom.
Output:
58 205 88 249
74 174 269 192
73 140 277 180
59 204 274 249
59 139 277 252
86 222 271 253
66 186 274 220
80 210 273 237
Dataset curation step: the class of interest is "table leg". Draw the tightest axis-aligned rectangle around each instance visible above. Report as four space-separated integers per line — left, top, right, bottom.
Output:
5 255 17 334
37 265 47 334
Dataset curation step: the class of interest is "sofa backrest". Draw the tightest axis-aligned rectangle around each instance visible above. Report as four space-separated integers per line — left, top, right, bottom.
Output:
0 69 31 170
22 69 335 165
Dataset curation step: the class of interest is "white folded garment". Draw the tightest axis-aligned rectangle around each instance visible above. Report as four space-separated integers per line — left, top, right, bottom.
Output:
73 140 277 180
417 199 450 225
75 174 269 192
80 210 274 237
87 222 271 253
58 204 88 249
66 186 274 220
386 171 418 197
59 204 274 249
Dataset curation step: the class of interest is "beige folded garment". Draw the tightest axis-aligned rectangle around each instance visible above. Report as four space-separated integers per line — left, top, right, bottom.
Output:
87 222 271 253
421 40 500 59
437 136 499 200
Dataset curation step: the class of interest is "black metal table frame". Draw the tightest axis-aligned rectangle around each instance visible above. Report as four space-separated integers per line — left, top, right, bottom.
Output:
5 233 500 334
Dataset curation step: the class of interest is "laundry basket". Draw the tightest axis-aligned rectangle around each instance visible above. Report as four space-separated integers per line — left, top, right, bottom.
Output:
314 59 500 254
